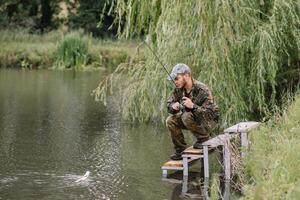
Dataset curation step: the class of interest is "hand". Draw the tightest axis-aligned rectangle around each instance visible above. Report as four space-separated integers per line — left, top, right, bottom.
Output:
171 102 180 111
182 97 194 109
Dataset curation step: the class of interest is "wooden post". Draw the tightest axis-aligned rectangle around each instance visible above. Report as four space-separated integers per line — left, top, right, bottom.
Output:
182 176 188 194
223 139 231 179
222 179 230 200
162 170 167 178
202 178 209 199
183 157 188 177
203 145 209 178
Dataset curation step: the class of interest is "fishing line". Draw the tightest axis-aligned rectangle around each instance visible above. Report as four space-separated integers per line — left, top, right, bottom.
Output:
139 40 188 111
139 40 177 86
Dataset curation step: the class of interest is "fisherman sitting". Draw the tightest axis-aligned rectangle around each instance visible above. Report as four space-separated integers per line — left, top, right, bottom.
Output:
166 63 219 160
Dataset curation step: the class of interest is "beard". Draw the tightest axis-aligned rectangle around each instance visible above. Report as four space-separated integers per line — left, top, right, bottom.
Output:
179 78 187 88
175 75 187 88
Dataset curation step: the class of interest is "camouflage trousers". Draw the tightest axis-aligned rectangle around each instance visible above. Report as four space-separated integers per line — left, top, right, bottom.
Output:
166 112 215 152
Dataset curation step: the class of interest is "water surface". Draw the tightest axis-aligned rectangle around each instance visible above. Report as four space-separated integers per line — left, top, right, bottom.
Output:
0 69 208 200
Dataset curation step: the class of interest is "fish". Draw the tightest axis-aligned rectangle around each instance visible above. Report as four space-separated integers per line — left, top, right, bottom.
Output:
75 171 90 182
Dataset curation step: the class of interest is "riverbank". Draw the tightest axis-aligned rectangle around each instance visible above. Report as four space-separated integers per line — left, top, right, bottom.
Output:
242 92 300 199
0 29 139 70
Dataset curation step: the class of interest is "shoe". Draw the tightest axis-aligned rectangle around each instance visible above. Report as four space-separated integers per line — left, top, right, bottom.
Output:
193 142 204 149
170 152 182 160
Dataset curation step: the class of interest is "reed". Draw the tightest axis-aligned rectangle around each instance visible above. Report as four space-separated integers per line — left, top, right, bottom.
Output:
55 32 89 70
94 0 300 125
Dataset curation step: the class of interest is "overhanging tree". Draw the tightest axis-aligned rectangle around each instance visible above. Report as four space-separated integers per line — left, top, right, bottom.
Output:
94 0 300 126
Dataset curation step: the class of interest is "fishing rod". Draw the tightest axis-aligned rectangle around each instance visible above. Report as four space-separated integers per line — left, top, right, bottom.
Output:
141 40 177 86
140 40 187 112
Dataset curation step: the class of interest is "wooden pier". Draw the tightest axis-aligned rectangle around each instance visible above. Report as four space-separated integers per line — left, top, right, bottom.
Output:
161 121 260 179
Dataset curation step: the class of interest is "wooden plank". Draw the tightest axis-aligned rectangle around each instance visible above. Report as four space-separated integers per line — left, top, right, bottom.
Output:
183 146 204 155
162 160 184 168
202 134 236 147
224 121 260 133
182 134 235 155
161 157 199 169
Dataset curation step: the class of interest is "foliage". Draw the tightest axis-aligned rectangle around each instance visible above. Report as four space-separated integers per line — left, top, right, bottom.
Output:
95 0 300 125
0 0 60 32
0 0 120 37
68 0 118 38
55 32 89 70
242 92 300 199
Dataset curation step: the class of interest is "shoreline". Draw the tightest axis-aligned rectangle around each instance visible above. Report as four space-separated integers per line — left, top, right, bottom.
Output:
0 29 140 71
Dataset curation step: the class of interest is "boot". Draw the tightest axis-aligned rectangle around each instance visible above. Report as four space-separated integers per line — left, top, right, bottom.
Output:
193 142 204 149
170 152 182 160
170 148 185 160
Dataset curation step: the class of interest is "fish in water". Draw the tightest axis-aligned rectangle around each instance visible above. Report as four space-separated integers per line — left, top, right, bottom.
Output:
75 171 90 182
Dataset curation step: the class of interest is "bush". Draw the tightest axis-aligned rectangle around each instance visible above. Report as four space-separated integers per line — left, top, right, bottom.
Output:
55 32 89 70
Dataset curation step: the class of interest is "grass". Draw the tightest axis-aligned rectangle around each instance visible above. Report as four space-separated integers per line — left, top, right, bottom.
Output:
0 29 138 70
242 92 300 199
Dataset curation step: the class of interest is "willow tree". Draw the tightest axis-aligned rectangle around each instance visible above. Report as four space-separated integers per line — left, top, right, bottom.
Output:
94 0 300 126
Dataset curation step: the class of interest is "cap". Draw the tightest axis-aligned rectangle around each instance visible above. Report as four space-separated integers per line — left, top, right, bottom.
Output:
167 63 191 80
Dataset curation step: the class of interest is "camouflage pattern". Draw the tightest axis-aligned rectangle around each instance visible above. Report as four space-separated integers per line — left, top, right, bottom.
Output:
166 80 219 151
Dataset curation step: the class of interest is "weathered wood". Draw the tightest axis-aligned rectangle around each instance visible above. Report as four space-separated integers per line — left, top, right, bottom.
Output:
178 134 236 178
182 176 188 194
183 157 189 176
203 145 209 178
183 146 204 155
224 121 260 133
162 160 185 168
182 134 235 155
161 121 260 180
162 170 168 178
223 139 231 179
162 157 199 169
203 134 236 147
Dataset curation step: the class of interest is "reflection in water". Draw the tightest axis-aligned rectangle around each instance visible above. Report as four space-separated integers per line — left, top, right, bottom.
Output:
164 149 233 200
165 171 206 199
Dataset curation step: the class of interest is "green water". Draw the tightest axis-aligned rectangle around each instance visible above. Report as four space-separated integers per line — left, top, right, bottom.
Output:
0 69 224 200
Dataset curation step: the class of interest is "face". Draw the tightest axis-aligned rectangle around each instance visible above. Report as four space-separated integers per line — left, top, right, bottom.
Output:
174 74 187 88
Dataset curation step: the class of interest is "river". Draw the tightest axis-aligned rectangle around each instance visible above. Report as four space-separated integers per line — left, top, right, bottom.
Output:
0 69 224 200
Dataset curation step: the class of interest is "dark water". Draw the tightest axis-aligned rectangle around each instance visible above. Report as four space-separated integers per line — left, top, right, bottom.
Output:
0 69 216 200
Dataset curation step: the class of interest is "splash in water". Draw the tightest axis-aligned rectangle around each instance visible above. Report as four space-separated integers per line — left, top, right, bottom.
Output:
75 171 90 183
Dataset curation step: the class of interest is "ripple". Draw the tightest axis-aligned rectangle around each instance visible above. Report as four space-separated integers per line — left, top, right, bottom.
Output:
0 176 18 184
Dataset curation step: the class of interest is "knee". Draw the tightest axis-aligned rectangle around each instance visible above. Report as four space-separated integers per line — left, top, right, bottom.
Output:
181 112 194 126
166 116 173 128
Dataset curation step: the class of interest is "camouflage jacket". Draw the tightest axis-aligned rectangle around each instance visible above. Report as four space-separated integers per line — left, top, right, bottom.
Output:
167 80 219 124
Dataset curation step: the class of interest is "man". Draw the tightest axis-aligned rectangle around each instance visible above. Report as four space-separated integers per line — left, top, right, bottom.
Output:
166 63 219 160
